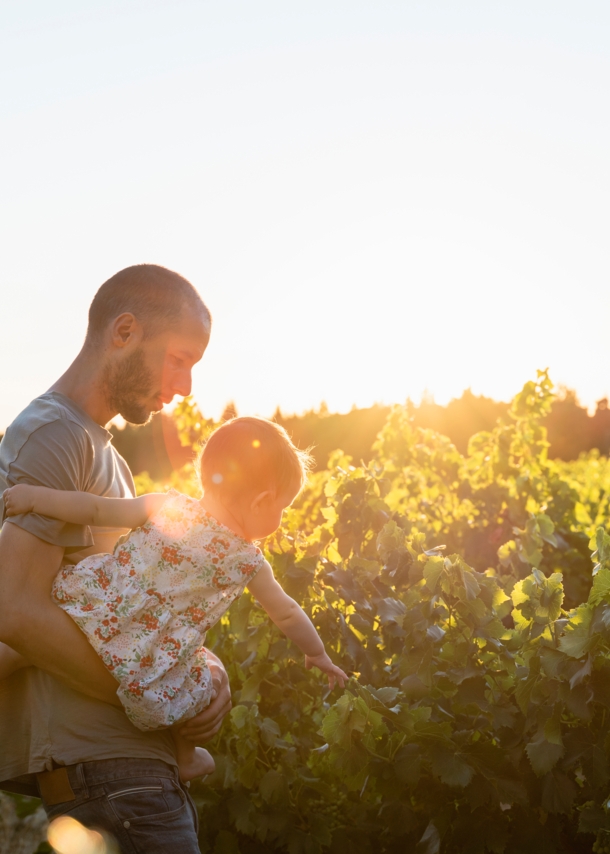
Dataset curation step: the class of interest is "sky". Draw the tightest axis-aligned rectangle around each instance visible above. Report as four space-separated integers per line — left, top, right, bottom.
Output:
1 0 609 430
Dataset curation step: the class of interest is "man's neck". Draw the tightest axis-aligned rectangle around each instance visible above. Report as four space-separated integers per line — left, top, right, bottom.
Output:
48 349 115 427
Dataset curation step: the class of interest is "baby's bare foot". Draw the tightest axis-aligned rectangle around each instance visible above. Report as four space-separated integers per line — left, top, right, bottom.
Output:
178 747 215 783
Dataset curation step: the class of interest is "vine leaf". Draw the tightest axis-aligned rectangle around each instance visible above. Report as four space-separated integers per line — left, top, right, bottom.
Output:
415 821 441 854
525 738 564 776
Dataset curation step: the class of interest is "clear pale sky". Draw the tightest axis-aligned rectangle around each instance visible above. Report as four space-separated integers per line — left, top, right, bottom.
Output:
1 1 609 430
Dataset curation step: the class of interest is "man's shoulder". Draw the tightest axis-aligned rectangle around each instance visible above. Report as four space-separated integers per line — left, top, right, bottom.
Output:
3 394 91 449
6 393 90 438
0 394 94 480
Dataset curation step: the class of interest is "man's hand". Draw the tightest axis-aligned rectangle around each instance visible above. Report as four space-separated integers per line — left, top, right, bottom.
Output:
178 651 231 743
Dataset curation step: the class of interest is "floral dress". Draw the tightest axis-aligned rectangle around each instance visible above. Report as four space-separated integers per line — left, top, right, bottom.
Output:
52 490 266 731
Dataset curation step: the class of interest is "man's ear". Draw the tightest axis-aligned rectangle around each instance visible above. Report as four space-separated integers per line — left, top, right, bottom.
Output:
250 490 273 512
110 313 143 349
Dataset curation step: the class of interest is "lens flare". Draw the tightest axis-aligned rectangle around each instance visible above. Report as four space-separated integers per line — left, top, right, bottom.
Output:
252 439 261 448
47 816 107 854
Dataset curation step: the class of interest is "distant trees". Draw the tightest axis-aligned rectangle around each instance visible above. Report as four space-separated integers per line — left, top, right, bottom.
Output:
103 389 610 479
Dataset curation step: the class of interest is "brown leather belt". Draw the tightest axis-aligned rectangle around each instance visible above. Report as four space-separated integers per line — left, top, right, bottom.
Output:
36 766 76 806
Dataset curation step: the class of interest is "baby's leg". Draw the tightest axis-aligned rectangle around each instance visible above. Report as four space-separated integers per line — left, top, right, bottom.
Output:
171 728 215 783
0 642 30 680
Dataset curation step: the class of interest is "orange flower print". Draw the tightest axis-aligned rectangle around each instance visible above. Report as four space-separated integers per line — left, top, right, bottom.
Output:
146 589 167 605
117 550 130 566
139 655 153 669
94 623 120 643
93 567 110 591
190 665 204 683
240 562 258 576
127 680 144 697
161 546 182 566
138 612 159 631
53 588 75 605
160 636 181 658
184 605 206 625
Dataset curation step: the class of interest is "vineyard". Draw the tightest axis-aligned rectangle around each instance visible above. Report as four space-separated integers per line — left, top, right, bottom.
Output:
7 371 610 853
153 371 610 854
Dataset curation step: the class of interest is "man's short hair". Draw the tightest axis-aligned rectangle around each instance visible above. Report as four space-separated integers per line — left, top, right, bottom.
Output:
86 264 210 343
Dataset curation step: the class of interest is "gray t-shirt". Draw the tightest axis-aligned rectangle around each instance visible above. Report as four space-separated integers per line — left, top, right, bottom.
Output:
0 392 175 792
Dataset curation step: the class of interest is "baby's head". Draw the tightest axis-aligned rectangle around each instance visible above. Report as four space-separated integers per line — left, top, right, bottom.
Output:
199 416 313 539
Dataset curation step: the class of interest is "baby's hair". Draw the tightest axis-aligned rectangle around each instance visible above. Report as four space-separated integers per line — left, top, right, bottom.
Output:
199 416 314 500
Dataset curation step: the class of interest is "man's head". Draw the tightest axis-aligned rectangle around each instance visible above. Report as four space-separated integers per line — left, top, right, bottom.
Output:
85 264 211 424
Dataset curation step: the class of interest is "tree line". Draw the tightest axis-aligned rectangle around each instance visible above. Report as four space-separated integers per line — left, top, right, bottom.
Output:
104 388 610 481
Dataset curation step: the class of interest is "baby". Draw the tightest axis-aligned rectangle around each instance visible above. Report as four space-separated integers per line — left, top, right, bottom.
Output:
0 416 347 782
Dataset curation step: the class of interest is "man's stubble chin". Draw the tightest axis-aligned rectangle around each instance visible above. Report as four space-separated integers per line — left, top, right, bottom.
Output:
102 348 157 426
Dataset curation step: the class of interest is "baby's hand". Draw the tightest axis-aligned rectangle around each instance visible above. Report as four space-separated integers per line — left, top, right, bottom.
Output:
3 485 36 517
305 651 348 690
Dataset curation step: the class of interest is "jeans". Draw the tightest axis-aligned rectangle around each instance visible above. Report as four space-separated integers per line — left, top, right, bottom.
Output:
39 758 200 854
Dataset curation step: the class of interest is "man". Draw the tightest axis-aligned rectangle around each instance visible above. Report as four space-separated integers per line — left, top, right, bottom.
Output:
0 265 231 852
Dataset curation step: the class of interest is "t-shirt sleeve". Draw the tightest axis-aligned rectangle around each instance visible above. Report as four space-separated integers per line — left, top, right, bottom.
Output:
1 419 95 548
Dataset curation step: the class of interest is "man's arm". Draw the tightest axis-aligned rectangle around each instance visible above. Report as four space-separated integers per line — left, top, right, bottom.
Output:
0 523 121 705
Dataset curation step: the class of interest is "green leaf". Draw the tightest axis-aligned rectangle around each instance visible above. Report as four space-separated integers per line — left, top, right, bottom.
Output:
415 822 440 854
228 792 255 834
239 674 262 703
559 604 594 659
308 814 332 847
401 674 429 700
484 820 509 854
590 568 610 606
460 566 481 601
374 686 400 705
230 705 249 729
377 597 407 625
525 738 564 776
394 744 421 784
376 520 405 560
423 556 445 592
569 655 591 690
426 624 446 642
259 770 287 805
259 716 281 747
543 706 563 746
429 748 474 787
578 804 608 834
541 771 577 814
537 514 558 546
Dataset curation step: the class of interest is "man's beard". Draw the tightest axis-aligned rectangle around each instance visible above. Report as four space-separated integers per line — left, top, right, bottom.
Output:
103 348 157 425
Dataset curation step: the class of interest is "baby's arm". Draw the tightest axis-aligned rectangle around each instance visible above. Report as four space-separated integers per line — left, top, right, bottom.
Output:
247 562 348 689
3 484 167 530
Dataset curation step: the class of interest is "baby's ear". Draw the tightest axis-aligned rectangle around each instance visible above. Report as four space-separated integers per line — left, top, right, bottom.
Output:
251 489 273 511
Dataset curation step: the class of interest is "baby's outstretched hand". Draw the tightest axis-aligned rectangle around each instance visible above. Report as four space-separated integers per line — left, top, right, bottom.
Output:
305 651 348 690
3 485 35 517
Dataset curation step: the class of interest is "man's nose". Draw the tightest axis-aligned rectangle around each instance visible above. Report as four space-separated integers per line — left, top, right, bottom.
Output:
170 369 192 398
